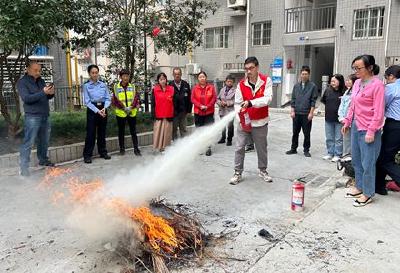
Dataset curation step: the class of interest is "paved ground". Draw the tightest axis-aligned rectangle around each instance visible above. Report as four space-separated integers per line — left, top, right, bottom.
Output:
1 112 399 273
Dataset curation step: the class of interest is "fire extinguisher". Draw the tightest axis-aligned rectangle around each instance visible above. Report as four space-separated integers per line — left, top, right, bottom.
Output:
291 180 305 211
239 108 252 132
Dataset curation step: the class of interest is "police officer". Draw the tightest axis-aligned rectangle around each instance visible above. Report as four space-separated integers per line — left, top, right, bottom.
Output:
112 69 141 156
82 64 111 163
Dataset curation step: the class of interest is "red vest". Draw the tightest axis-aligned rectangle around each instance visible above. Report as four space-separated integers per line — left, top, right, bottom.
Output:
192 84 216 116
239 74 269 120
153 85 174 119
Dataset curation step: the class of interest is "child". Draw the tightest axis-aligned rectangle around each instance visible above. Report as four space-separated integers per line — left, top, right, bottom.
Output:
338 74 358 155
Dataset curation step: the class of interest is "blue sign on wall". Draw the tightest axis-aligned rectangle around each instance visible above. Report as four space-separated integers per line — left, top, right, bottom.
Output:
271 57 283 84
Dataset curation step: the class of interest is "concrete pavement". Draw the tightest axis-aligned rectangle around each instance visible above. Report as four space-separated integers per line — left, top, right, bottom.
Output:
1 112 398 273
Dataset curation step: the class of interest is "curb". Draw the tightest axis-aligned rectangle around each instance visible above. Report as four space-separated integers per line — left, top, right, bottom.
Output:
0 127 195 169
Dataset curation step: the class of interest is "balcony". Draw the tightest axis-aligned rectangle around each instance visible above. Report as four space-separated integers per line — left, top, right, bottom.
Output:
285 5 336 33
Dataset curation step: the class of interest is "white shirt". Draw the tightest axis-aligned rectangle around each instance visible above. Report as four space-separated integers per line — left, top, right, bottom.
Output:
235 74 273 127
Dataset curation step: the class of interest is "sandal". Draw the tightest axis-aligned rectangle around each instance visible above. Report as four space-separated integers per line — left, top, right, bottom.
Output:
345 191 363 198
353 197 372 207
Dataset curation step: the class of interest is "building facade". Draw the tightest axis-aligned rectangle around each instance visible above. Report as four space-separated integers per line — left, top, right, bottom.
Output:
157 0 400 106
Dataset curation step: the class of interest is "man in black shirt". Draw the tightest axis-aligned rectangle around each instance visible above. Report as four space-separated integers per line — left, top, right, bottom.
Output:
286 65 318 157
170 67 192 140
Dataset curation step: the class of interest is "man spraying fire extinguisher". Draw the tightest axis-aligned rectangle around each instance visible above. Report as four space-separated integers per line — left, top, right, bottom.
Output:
229 56 273 185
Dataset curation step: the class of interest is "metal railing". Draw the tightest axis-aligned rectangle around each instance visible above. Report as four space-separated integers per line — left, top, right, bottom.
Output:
285 5 336 33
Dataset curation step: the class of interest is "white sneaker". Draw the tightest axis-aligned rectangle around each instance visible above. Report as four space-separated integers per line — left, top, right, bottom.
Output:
259 170 273 183
331 156 340 162
229 171 242 185
322 155 333 160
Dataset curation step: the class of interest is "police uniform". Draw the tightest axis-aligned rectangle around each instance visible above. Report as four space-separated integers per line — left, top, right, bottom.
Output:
112 82 141 154
82 80 111 161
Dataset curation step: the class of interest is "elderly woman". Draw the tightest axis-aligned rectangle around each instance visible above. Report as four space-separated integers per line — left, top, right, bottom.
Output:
342 55 385 207
191 71 217 156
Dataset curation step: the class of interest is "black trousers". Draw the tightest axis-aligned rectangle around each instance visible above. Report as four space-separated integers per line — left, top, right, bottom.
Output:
116 115 139 151
221 118 234 141
83 108 108 159
291 114 312 152
375 118 400 191
194 114 214 127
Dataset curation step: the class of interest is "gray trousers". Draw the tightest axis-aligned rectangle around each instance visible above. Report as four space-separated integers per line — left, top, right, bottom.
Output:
234 123 269 173
173 112 187 140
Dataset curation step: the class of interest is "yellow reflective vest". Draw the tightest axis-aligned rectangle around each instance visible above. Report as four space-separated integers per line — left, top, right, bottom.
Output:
114 82 138 118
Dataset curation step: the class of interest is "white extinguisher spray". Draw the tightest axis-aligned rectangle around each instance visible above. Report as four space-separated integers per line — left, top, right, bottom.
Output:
291 179 305 211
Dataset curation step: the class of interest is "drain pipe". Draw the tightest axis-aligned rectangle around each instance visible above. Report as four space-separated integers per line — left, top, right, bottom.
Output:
245 0 250 58
384 0 392 67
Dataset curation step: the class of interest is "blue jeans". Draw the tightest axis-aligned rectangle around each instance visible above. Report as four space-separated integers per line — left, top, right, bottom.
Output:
325 121 343 156
351 121 382 197
20 115 51 170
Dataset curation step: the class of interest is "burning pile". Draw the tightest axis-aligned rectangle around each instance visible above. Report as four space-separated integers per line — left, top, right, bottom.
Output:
39 167 206 273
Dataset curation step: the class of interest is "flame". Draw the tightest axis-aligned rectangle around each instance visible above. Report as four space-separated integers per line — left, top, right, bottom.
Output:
42 167 178 254
110 198 178 253
38 167 72 189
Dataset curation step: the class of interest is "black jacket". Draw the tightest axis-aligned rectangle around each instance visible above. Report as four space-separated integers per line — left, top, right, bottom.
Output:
17 74 54 116
291 81 318 115
169 80 192 116
321 86 344 122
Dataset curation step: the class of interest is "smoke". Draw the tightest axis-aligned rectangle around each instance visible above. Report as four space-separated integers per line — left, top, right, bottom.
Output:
105 111 236 206
58 112 235 247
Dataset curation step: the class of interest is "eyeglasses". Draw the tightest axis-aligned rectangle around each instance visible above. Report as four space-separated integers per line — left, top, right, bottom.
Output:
244 66 256 72
351 66 365 72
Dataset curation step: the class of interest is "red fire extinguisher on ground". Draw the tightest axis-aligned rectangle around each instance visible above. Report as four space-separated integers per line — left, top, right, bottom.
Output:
291 180 305 211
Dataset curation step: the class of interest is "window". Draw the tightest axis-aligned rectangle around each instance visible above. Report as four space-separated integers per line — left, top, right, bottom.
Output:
204 27 232 49
353 7 385 39
252 21 271 46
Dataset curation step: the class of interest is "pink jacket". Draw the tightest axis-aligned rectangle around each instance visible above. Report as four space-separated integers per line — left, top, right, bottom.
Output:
344 77 385 137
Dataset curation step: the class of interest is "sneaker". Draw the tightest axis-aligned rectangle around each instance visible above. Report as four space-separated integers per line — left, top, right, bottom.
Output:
323 155 333 160
20 168 30 177
226 140 232 146
304 151 311 157
259 170 273 183
245 144 255 153
229 171 242 185
217 139 226 144
331 156 340 162
205 148 212 156
285 149 297 155
387 181 400 192
39 160 55 167
134 149 142 156
100 154 111 160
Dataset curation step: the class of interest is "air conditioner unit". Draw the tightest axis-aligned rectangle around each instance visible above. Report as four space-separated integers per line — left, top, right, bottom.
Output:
186 63 201 75
227 0 246 9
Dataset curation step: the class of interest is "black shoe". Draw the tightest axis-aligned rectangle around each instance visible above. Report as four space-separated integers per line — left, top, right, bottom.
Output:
205 148 212 156
245 144 255 153
285 149 297 155
84 158 92 164
20 168 30 177
134 149 142 156
375 188 388 195
119 149 125 155
100 154 111 160
226 140 232 146
304 151 311 157
39 160 55 167
218 139 226 144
